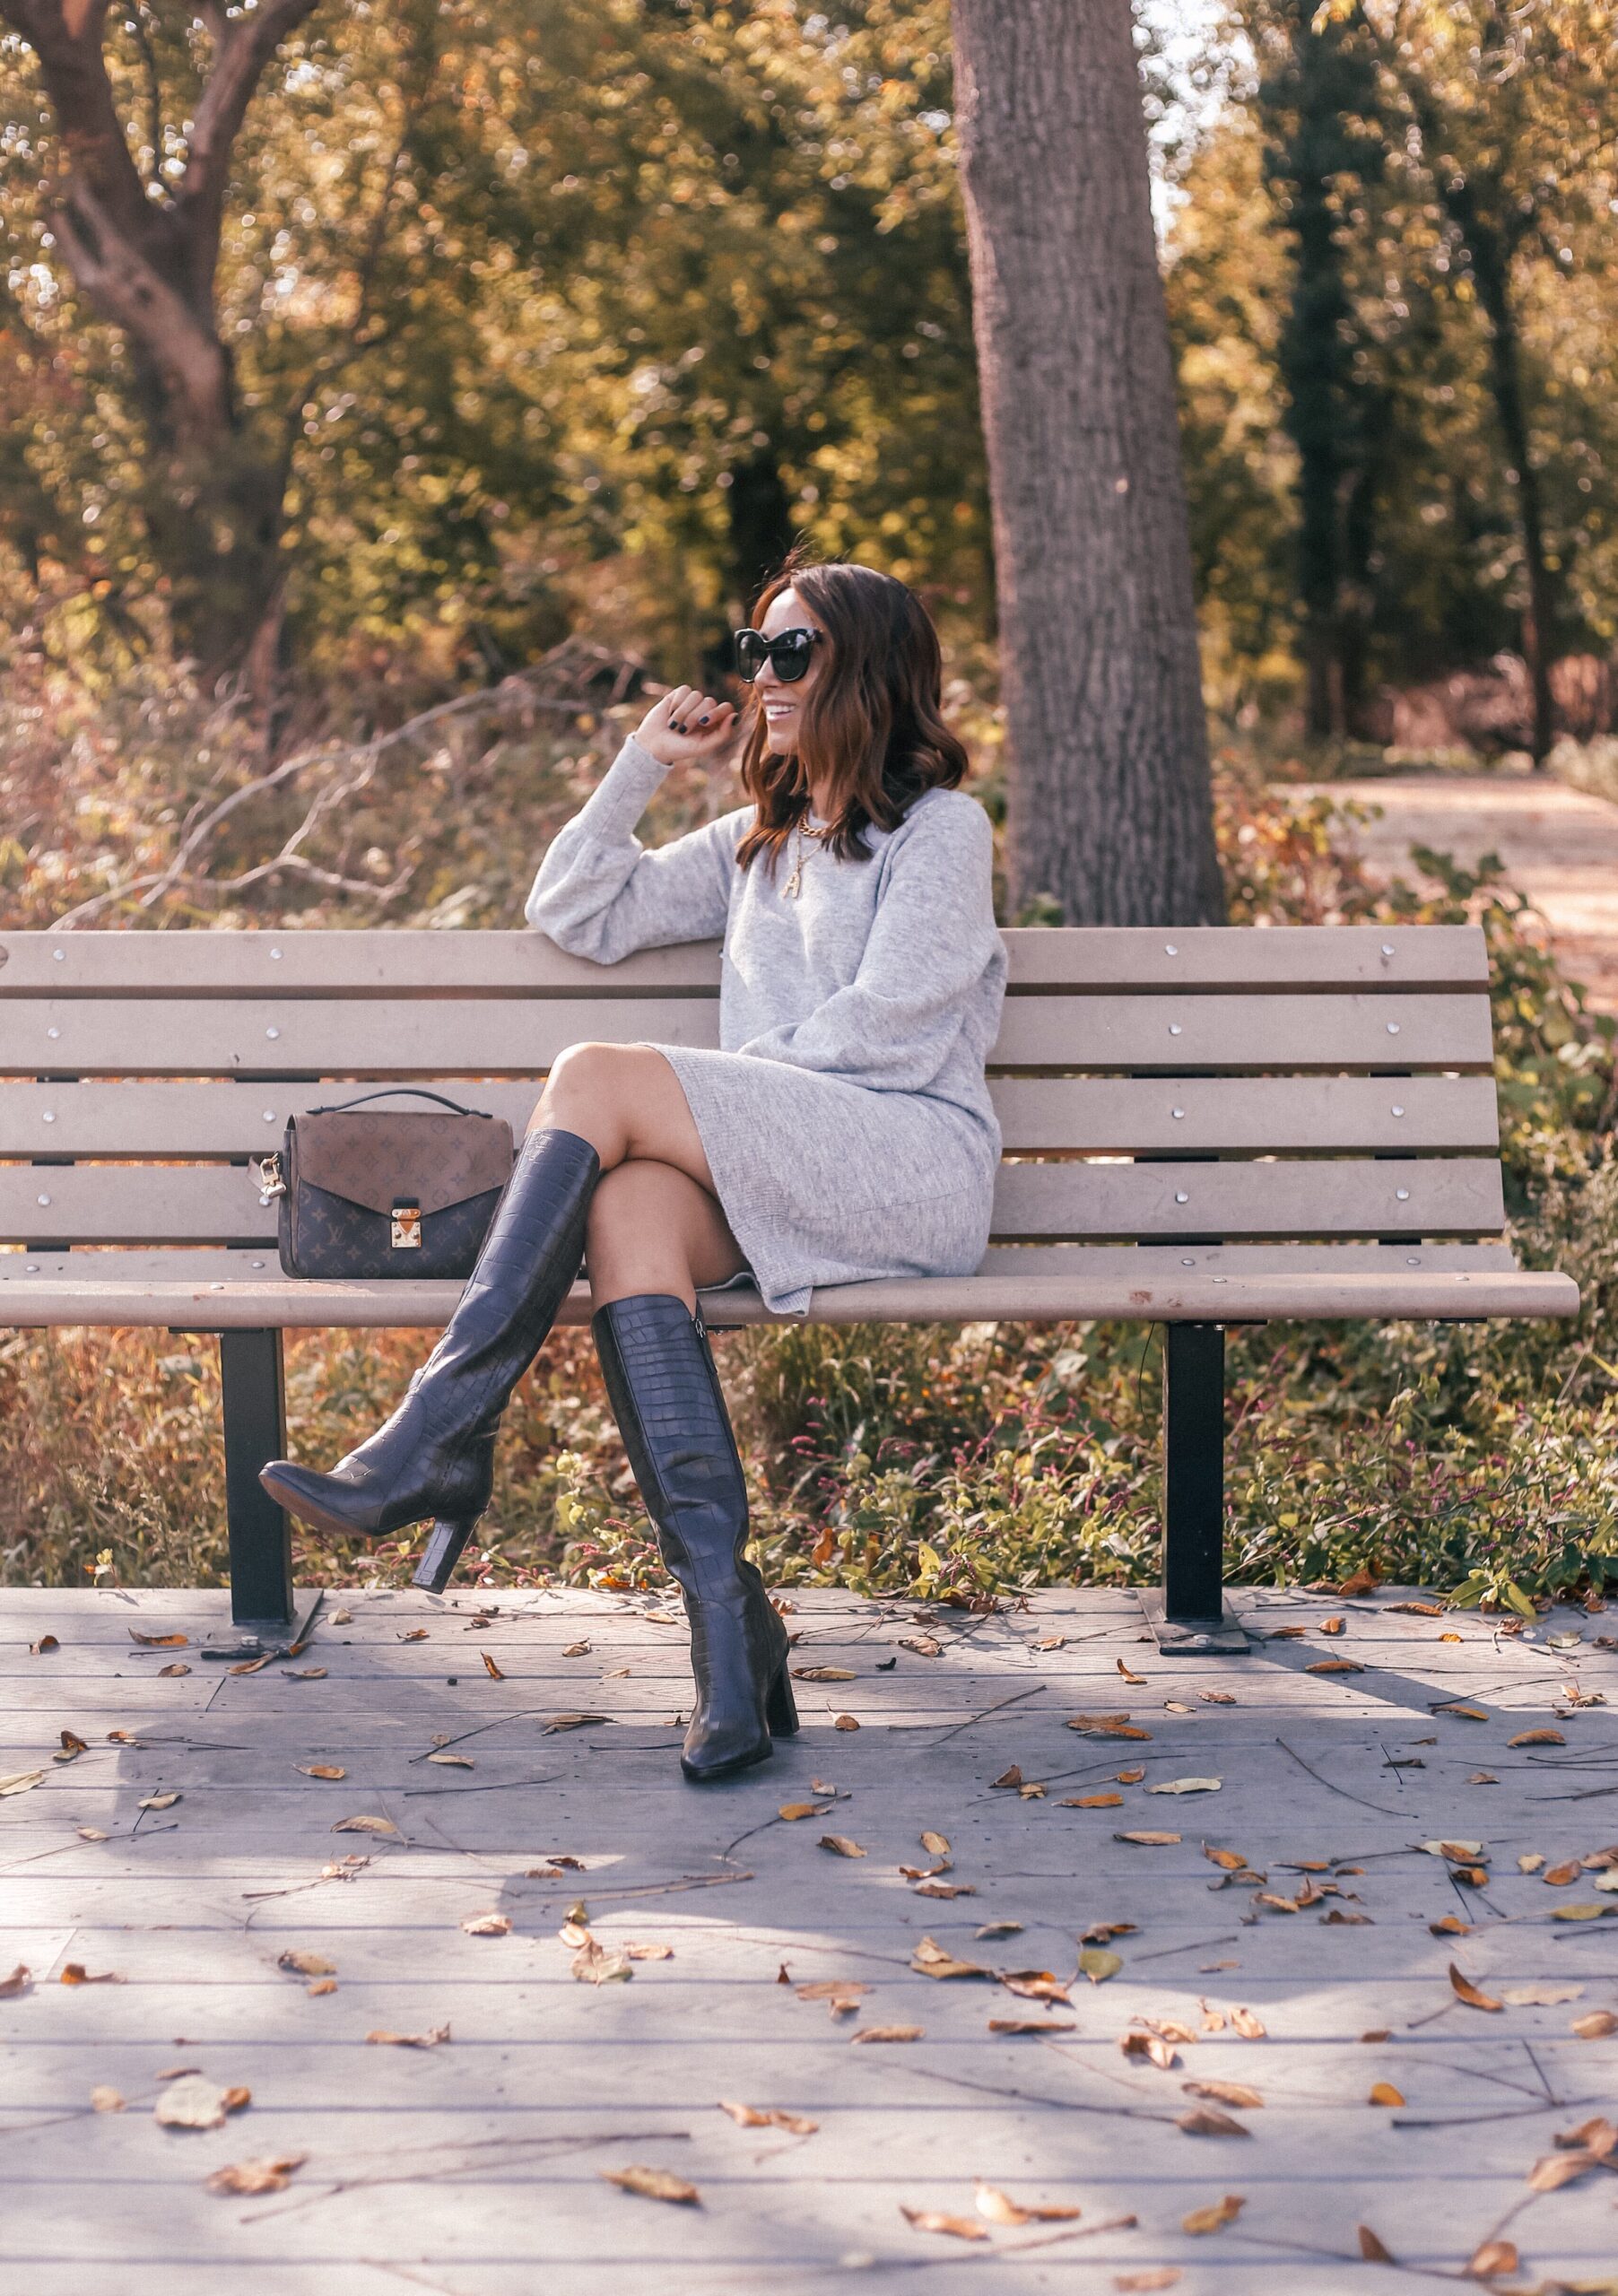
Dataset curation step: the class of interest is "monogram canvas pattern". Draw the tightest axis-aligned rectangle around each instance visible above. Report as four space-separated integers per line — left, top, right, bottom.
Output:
277 1108 514 1279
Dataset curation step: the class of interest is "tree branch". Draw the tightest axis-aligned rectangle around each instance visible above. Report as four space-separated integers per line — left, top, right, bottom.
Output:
52 182 231 433
177 0 322 302
0 0 154 244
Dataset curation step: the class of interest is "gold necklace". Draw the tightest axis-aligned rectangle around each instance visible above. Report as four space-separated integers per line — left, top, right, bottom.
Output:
782 814 833 900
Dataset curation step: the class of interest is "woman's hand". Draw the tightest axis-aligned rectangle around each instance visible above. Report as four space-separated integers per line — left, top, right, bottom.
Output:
633 684 739 768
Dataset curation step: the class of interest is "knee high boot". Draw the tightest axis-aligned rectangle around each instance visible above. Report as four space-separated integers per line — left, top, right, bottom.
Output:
260 1126 600 1589
592 1292 797 1783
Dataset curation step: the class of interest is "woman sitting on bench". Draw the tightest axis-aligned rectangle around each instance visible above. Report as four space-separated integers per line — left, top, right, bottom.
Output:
262 554 1007 1782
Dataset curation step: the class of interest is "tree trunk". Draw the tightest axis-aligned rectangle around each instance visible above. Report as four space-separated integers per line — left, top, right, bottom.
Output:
1466 229 1556 762
1 0 316 679
727 444 796 622
950 0 1222 926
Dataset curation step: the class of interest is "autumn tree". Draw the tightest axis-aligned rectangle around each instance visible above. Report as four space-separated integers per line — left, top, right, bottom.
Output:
951 0 1222 926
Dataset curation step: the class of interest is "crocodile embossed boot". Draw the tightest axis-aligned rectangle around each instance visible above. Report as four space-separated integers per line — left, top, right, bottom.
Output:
592 1291 797 1782
260 1126 600 1590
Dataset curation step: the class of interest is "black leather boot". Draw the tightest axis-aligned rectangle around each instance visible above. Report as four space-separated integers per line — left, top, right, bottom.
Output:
260 1126 600 1590
592 1292 796 1783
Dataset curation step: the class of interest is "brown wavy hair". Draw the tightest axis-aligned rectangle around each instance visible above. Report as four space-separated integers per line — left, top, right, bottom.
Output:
733 548 970 879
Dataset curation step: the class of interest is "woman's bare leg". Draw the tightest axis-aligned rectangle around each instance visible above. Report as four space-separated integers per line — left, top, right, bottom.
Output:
527 1043 747 1311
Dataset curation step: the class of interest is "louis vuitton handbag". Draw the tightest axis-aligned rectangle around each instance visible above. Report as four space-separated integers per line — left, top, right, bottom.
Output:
254 1089 515 1280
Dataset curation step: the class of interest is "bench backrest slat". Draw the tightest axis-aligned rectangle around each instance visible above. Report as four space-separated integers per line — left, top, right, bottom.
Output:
0 924 1490 996
0 1073 1501 1158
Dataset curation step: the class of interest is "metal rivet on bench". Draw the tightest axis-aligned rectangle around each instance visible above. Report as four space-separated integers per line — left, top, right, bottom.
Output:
1171 1107 1185 1119
41 1111 54 1124
270 947 283 960
1391 1104 1405 1117
47 1026 59 1039
36 1193 50 1207
1165 944 1179 956
1180 1256 1195 1266
1175 1191 1189 1204
1386 1022 1400 1034
1406 1256 1421 1265
26 1263 39 1273
1381 944 1395 956
250 1259 265 1269
265 1026 281 1040
52 947 65 961
1396 1188 1410 1201
263 1109 276 1121
1168 1023 1182 1036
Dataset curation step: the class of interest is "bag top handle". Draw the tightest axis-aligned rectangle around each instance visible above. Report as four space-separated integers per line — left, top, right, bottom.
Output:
305 1087 493 1119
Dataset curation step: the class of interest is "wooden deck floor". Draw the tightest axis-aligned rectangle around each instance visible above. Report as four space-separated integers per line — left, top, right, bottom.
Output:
4 1585 1617 2293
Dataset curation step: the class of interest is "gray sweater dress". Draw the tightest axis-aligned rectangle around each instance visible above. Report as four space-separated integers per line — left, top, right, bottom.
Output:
525 734 1007 1317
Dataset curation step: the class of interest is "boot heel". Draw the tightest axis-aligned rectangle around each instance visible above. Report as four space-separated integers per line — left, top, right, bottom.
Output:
765 1665 800 1738
413 1518 478 1595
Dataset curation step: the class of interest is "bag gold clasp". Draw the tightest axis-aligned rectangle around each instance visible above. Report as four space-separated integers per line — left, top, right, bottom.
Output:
252 1152 286 1205
391 1203 423 1250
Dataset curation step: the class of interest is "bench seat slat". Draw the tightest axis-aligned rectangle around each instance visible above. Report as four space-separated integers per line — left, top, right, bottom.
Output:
0 1074 1501 1157
0 1155 1506 1247
1 992 1496 1076
0 1262 1577 1329
0 923 1491 996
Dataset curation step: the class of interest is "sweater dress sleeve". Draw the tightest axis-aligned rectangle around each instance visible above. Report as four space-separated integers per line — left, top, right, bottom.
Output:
524 734 748 961
734 793 1003 1091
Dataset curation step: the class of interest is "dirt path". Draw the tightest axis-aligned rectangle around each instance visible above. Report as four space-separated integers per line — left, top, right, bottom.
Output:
1299 770 1618 1013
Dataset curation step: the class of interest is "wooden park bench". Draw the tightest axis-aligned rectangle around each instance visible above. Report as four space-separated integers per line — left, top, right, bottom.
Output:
0 924 1578 1650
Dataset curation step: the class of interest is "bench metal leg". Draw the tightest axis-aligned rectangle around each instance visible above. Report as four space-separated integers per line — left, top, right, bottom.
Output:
220 1328 294 1631
1140 1322 1248 1655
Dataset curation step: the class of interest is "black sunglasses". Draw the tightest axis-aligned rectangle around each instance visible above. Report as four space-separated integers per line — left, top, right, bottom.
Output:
734 625 822 683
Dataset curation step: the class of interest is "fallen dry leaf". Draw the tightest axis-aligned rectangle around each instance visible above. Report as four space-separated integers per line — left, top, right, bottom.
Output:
89 2086 124 2113
1358 2225 1396 2262
718 2100 818 2135
1147 1778 1222 1796
992 1765 1023 1788
138 1793 180 1812
1115 2275 1181 2292
460 1912 511 1936
561 1640 591 1657
1063 1793 1125 1809
307 1979 336 1996
1117 1831 1181 1847
1500 1982 1582 2006
59 1963 121 1985
207 2155 306 2196
1527 2148 1599 2192
1448 1963 1502 2012
1571 2010 1618 2039
571 1937 632 1984
833 1712 860 1730
544 1712 611 1732
819 1834 866 1858
1182 2193 1245 2234
330 1609 353 1624
1318 1616 1345 1635
290 1667 326 1679
276 1951 335 1979
1430 1915 1473 1936
778 1802 829 1822
296 1764 346 1781
1544 1860 1581 1886
913 1880 976 1899
1068 1715 1153 1740
398 1628 428 1642
999 1970 1071 2004
30 1636 58 1655
851 2024 925 2044
1177 2107 1250 2136
1305 1658 1363 1674
1118 1658 1145 1684
1122 2031 1179 2071
912 1936 991 1980
158 1663 190 1677
332 1814 397 1836
1230 2006 1266 2039
796 1979 870 2013
1551 1902 1614 1922
1508 1729 1565 1747
1116 1766 1146 1784
794 1666 856 1683
154 2075 245 2131
127 1629 187 1648
0 1967 31 1998
919 1830 951 1857
0 1772 46 1797
1031 1633 1066 1651
1437 1703 1490 1721
427 1752 474 1769
976 1920 1023 1939
1184 2080 1263 2109
989 2016 1074 2033
366 2025 450 2048
1079 1948 1123 1985
900 2206 987 2242
1368 2082 1405 2108
1200 1691 1237 1706
900 1635 941 1657
481 1652 505 1680
974 2181 1080 2226
601 2165 700 2205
